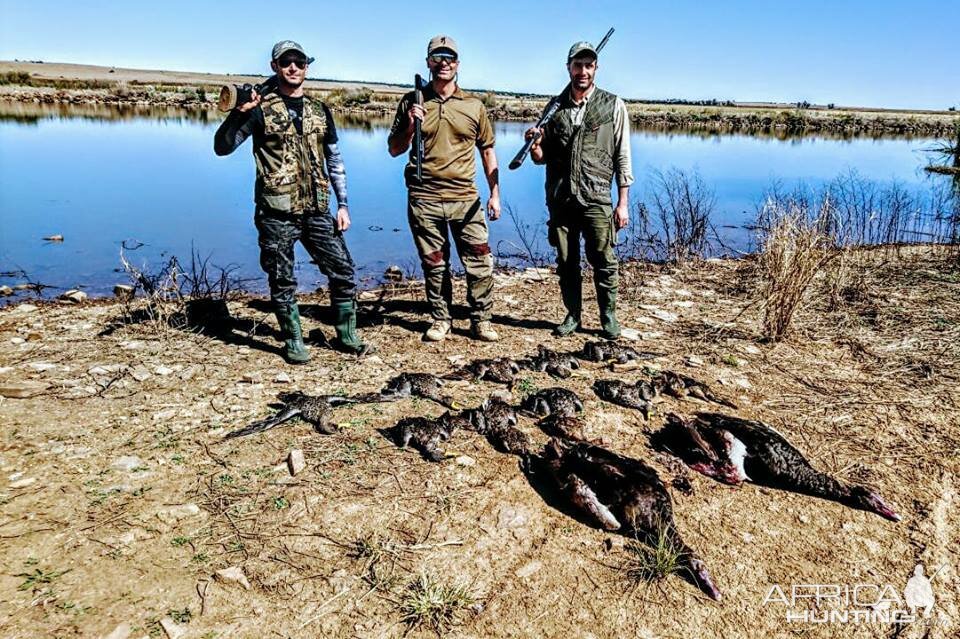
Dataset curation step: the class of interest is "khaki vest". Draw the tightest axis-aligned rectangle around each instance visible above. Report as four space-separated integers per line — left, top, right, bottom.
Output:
254 93 330 214
543 87 618 208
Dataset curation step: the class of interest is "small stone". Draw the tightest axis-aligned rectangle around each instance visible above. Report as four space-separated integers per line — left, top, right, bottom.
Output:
640 331 664 340
27 362 57 372
241 372 261 384
515 559 543 578
154 365 174 376
214 566 251 590
287 449 306 476
0 286 13 296
130 366 152 382
672 300 695 308
798 513 810 524
112 455 145 472
156 503 203 525
10 336 25 345
742 532 754 543
89 364 126 376
635 316 656 326
158 617 186 639
684 355 704 368
9 477 36 489
455 455 476 467
651 309 679 323
497 507 529 530
0 381 49 398
119 340 142 350
113 284 135 300
0 366 13 375
619 327 641 341
738 344 762 356
13 303 38 313
59 289 88 304
103 622 133 639
674 288 693 297
273 371 291 383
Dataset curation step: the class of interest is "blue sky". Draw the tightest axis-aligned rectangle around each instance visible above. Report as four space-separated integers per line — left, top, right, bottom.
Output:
1 0 957 110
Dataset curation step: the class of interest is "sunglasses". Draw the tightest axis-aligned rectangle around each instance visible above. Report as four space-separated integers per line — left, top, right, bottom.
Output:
277 56 307 69
428 54 458 65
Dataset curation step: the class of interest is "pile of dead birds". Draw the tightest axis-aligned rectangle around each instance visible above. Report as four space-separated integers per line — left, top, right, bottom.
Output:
223 339 901 602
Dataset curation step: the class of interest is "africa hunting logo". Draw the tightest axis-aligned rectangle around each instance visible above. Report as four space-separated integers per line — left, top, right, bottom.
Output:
763 564 949 626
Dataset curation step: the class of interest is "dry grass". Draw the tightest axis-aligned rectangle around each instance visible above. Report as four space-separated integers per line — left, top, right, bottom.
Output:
756 201 834 341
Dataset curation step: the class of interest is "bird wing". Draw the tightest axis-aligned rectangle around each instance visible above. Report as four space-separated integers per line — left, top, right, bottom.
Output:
224 406 301 439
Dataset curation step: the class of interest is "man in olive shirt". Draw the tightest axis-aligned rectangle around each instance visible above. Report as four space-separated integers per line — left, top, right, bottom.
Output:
388 35 501 342
526 40 633 340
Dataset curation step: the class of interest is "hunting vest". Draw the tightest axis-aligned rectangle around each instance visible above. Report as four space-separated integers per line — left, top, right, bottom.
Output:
543 87 618 208
254 93 330 214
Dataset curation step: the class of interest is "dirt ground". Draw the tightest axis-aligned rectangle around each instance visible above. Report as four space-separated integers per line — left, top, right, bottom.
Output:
0 251 958 638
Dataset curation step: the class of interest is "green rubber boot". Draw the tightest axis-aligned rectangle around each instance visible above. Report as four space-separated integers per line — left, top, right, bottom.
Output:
332 299 369 355
598 287 621 341
553 279 582 337
275 303 311 364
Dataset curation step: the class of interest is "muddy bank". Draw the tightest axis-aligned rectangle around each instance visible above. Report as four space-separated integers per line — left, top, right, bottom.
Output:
1 252 957 637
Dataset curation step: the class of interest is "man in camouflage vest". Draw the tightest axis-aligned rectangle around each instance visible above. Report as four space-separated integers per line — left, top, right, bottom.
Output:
215 40 369 362
388 35 501 343
526 40 634 340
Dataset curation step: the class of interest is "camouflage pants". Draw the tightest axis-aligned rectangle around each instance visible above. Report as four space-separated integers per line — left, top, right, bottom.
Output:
255 208 357 307
407 198 493 321
547 201 619 313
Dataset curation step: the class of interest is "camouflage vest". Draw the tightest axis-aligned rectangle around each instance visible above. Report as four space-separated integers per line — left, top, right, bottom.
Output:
543 87 618 208
254 93 330 214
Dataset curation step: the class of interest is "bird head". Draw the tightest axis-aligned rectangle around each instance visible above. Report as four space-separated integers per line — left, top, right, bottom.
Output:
848 486 901 522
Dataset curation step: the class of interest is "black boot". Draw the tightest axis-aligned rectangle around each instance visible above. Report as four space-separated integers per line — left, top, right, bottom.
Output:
274 303 311 364
553 278 582 337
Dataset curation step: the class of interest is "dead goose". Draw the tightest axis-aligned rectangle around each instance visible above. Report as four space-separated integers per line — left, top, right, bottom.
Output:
521 387 584 418
525 345 582 379
592 379 657 418
652 413 901 522
224 392 354 439
655 371 737 409
445 357 522 386
542 438 722 600
581 341 663 364
470 397 518 434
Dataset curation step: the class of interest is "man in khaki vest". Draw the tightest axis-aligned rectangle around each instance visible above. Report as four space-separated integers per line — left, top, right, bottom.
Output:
215 40 369 362
388 35 501 342
526 40 633 340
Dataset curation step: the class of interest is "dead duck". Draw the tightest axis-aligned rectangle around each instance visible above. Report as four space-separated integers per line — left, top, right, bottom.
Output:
581 340 663 364
470 397 518 434
655 371 737 409
390 415 456 462
537 413 589 441
521 387 584 418
592 379 657 418
525 345 582 379
224 392 354 439
652 413 901 522
445 357 522 386
374 373 455 408
542 438 722 600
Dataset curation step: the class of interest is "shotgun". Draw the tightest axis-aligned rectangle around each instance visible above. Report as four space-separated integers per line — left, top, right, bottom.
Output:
508 27 615 170
414 74 424 184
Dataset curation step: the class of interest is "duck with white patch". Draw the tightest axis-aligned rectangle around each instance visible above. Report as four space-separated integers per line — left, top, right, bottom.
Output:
540 438 722 600
651 413 901 522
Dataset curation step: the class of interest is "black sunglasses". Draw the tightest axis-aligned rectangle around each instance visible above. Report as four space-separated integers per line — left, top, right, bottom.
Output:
278 56 307 69
428 54 458 65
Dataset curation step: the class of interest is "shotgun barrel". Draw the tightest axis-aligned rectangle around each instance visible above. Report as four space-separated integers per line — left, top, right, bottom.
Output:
508 27 615 171
414 74 424 184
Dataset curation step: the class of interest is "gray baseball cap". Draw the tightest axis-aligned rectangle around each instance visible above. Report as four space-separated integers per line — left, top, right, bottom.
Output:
427 34 459 57
272 40 315 64
567 41 598 61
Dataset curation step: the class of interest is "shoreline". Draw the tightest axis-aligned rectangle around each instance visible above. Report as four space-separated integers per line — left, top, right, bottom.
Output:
3 60 958 136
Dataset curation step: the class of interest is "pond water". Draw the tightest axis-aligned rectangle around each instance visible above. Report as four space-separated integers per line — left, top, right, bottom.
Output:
0 102 941 300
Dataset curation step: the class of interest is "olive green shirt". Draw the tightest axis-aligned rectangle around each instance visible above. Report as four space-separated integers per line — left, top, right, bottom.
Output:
390 85 495 201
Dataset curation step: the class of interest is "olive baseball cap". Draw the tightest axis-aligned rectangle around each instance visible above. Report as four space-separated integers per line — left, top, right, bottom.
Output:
271 40 315 64
427 35 459 57
567 41 598 61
